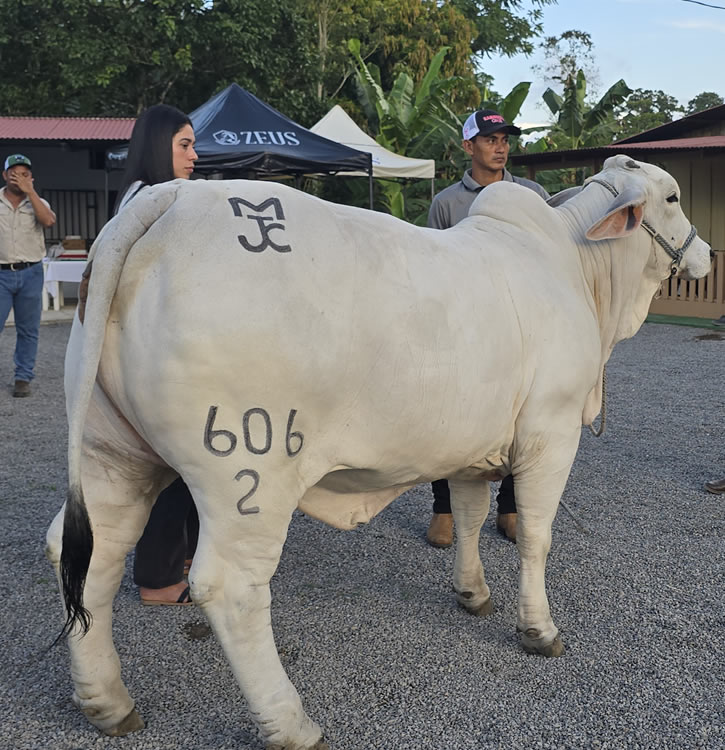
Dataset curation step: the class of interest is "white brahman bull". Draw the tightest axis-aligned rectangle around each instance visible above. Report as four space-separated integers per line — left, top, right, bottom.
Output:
46 155 711 749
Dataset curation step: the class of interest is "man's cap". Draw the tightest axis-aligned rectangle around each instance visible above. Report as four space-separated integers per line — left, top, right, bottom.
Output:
462 110 521 140
4 154 32 170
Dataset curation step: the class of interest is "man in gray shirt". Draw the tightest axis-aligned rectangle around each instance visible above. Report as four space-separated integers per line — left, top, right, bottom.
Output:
426 109 550 548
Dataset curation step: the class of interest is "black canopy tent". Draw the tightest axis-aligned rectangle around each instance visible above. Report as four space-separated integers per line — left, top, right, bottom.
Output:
106 83 374 206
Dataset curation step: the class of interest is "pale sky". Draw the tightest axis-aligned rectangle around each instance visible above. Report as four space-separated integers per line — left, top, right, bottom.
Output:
480 0 725 126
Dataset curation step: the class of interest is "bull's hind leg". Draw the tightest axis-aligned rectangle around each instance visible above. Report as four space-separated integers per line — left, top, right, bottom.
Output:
46 454 173 735
184 470 325 750
449 478 493 615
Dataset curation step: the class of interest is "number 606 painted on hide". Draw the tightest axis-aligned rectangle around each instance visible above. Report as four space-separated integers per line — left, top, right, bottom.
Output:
203 405 304 459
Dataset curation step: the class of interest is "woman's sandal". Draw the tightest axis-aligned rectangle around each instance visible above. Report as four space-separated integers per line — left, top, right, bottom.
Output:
141 585 193 607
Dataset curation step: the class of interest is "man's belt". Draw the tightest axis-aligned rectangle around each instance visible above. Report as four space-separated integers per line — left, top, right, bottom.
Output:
0 260 41 271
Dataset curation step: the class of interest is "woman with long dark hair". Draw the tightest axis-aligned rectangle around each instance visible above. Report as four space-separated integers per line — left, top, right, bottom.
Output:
116 103 197 211
117 104 199 606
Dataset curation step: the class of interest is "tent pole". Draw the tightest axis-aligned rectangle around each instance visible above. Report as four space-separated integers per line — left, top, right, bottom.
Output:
430 177 434 201
369 169 374 210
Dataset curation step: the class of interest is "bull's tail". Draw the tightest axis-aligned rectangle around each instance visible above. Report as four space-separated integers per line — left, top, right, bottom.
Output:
58 483 93 639
57 181 183 641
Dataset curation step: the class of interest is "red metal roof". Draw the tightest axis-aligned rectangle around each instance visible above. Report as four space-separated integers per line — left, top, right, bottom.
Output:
0 116 135 141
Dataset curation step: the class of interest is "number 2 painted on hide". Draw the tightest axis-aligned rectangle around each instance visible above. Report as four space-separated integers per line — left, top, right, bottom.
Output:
234 469 260 515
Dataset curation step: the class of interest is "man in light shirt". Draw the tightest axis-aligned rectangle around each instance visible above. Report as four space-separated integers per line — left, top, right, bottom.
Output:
0 154 56 397
426 110 549 547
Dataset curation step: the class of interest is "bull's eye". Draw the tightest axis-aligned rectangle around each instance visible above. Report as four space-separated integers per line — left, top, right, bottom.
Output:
666 194 679 203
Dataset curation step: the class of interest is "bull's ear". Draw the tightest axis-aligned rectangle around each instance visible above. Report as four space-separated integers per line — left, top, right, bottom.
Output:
585 186 645 240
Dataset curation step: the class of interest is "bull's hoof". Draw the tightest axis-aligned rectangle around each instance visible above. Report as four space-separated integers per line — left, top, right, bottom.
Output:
104 708 145 736
459 596 493 617
521 634 565 658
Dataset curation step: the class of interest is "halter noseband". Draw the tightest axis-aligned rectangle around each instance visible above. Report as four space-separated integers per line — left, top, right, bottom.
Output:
585 176 698 277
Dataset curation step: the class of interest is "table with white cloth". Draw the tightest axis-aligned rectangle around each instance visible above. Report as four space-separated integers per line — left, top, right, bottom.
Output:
42 259 87 311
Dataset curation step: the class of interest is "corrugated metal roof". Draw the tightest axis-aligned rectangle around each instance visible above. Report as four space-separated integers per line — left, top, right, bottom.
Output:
0 116 135 140
511 136 725 167
615 103 725 144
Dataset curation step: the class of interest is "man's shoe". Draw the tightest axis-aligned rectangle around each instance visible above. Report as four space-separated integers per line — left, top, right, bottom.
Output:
426 513 453 547
496 512 517 542
704 477 725 494
13 380 30 398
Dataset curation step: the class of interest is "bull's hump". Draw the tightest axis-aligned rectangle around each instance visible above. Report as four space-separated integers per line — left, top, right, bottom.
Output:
468 181 550 232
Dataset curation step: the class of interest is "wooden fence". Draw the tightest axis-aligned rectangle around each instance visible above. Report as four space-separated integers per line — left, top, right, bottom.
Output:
649 250 725 320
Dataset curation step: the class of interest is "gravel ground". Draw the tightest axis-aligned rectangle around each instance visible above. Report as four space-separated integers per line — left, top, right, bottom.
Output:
1 320 723 750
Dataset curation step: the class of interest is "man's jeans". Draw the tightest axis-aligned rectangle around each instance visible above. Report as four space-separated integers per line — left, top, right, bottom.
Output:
0 262 44 382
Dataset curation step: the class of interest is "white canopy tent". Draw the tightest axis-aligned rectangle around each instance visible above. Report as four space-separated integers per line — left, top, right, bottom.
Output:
310 105 435 196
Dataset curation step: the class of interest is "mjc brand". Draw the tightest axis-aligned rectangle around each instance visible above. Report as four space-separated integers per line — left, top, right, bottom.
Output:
213 130 301 146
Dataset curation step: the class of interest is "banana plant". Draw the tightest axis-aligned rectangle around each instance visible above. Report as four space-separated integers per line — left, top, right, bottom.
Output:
479 80 532 129
536 69 632 192
543 69 631 149
347 38 461 156
347 38 464 219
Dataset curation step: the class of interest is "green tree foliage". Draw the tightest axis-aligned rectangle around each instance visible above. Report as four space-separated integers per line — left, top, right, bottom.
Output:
685 91 724 116
302 0 481 116
296 0 385 104
0 0 206 115
451 0 556 58
0 0 558 122
0 0 322 121
187 0 322 124
367 1 476 90
308 0 557 110
535 29 597 88
616 89 683 140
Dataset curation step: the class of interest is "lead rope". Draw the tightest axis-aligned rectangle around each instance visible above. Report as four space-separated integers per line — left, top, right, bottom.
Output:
588 365 606 437
558 499 591 534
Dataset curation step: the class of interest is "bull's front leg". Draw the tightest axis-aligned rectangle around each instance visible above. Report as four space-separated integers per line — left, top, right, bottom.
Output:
449 478 493 616
512 429 582 658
